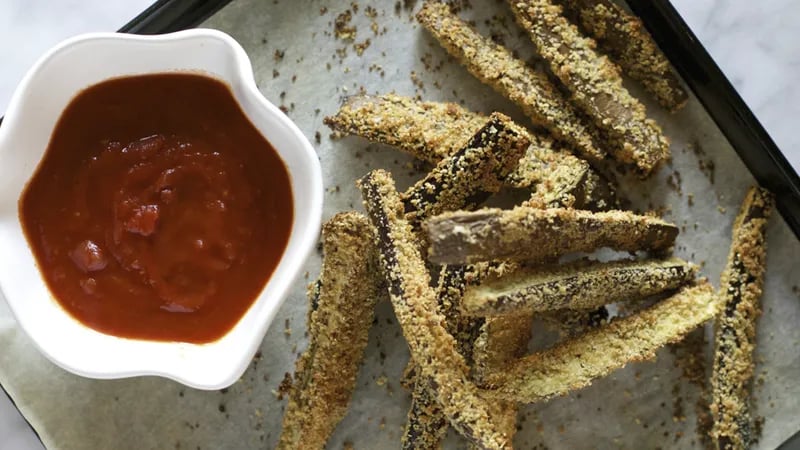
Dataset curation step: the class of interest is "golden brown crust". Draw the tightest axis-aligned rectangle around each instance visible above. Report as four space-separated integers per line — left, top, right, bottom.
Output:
403 377 449 450
402 112 529 225
483 282 719 403
462 257 697 316
403 265 483 449
710 187 774 450
324 94 618 210
416 2 607 164
509 0 670 176
470 313 533 449
277 212 382 450
424 206 679 264
358 170 511 449
324 94 486 164
558 0 688 111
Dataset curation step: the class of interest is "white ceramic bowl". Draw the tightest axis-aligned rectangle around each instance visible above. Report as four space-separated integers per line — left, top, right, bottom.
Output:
0 29 323 389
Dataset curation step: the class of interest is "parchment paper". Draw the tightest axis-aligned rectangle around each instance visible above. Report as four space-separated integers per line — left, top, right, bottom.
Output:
1 0 798 449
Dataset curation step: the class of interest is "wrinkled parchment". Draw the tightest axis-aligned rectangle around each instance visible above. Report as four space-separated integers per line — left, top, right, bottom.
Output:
1 0 798 448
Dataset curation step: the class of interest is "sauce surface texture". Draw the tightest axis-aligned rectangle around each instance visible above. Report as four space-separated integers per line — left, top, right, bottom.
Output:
19 73 294 343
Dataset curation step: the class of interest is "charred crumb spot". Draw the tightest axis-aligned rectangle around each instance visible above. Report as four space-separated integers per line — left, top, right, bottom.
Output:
218 404 226 413
273 69 280 79
274 49 285 61
315 131 322 144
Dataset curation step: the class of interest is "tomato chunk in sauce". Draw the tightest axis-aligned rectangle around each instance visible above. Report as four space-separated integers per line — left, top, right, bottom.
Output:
19 73 294 344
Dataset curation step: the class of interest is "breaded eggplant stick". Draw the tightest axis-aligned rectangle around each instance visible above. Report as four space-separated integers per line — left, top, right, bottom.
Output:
557 0 688 111
462 257 697 316
403 265 484 449
404 379 448 450
471 313 533 448
324 94 486 164
402 112 528 226
358 170 511 449
509 0 670 176
424 206 678 264
324 94 616 210
278 212 382 450
416 1 607 164
483 282 719 403
467 265 533 449
710 187 774 450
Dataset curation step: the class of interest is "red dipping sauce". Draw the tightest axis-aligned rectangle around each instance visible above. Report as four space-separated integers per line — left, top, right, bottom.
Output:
19 73 294 344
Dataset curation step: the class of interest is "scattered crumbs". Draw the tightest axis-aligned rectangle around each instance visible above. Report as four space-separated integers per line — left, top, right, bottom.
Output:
343 441 355 450
274 49 285 61
379 417 386 430
717 206 727 214
376 374 388 386
284 318 292 336
272 69 280 79
410 70 424 90
276 372 293 400
315 131 322 144
291 74 297 83
690 140 716 183
354 39 372 56
687 193 694 207
218 404 226 413
334 10 357 41
319 6 328 15
666 170 682 195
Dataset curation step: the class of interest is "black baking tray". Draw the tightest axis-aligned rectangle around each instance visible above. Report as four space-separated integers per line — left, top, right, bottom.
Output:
1 0 798 448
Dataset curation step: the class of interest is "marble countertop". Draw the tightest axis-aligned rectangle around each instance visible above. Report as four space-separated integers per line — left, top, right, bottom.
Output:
0 0 797 448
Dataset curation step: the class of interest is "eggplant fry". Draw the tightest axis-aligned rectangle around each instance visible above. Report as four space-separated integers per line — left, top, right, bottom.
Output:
509 0 670 176
402 112 528 226
462 257 697 316
358 170 511 449
403 265 484 450
483 282 719 403
324 94 485 164
403 378 448 450
277 212 382 450
557 0 688 111
710 187 774 450
470 313 533 449
424 206 678 264
324 94 617 210
416 1 607 164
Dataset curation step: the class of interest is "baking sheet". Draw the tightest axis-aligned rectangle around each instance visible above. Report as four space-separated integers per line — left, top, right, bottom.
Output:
1 0 799 448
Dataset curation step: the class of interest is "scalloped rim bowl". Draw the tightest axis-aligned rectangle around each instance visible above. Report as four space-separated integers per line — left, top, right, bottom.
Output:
0 29 323 389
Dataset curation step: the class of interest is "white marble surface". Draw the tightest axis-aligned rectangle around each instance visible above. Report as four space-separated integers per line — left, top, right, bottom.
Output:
0 0 797 448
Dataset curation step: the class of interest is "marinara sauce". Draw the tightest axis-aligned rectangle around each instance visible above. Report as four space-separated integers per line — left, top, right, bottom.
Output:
19 73 293 343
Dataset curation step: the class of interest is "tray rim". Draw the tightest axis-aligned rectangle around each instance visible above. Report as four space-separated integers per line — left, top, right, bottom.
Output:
1 0 798 448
